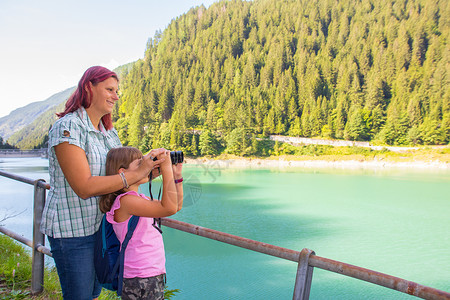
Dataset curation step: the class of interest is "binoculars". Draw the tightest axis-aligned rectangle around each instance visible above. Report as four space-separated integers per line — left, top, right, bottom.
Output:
153 150 184 164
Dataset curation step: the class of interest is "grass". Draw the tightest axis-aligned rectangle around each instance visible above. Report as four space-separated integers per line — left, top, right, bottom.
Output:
0 234 180 299
0 234 61 299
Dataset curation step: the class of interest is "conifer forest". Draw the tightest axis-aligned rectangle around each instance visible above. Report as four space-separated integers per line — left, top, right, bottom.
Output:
113 0 449 156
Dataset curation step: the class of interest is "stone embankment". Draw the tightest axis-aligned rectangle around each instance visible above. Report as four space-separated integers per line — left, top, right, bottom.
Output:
187 136 449 170
186 157 449 170
269 135 447 152
0 149 47 158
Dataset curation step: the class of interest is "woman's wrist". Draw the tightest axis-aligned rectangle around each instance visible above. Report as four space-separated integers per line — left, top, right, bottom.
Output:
119 172 129 189
174 177 183 184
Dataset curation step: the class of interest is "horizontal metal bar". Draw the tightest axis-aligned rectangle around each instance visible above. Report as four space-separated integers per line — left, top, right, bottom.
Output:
0 226 52 257
0 170 50 189
308 254 450 300
35 243 51 257
161 218 300 261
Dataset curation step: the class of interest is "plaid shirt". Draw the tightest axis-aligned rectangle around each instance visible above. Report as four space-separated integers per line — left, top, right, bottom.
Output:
41 107 122 238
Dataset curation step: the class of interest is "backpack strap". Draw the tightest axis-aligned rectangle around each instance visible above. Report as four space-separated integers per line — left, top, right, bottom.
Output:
113 215 140 296
101 215 107 256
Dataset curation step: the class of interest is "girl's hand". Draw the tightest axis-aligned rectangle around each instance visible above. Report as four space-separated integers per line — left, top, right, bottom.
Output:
172 162 183 179
150 167 161 179
156 149 172 168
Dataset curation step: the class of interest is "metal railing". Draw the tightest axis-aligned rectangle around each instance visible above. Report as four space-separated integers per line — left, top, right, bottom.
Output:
0 169 449 299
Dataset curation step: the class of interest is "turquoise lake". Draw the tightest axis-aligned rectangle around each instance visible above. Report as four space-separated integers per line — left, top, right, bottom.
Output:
0 157 449 299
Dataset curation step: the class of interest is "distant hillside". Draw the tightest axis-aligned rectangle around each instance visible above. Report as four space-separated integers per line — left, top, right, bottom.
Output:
8 101 66 149
113 61 135 78
0 87 75 140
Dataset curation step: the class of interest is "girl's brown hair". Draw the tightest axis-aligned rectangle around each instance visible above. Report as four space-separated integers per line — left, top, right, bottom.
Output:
99 147 143 213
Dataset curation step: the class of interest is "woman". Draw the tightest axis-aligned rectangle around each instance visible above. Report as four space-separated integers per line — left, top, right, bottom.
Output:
40 66 164 300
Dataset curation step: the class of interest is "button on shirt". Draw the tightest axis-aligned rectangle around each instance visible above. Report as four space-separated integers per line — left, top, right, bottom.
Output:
41 107 122 238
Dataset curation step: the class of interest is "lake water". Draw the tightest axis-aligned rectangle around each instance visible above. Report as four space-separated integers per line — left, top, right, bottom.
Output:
0 157 449 299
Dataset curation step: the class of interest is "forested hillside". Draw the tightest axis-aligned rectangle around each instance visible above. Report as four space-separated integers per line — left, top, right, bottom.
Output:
114 0 449 156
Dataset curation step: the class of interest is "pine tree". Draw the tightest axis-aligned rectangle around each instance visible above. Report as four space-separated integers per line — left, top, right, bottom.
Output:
199 130 218 156
344 109 368 141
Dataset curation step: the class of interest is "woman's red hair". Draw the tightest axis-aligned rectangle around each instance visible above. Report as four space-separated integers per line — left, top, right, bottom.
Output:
57 66 118 130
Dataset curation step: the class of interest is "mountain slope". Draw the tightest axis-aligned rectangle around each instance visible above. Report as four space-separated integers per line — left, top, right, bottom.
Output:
7 101 66 149
0 87 75 140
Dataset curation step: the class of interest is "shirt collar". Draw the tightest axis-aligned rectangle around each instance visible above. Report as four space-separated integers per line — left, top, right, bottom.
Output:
76 107 107 134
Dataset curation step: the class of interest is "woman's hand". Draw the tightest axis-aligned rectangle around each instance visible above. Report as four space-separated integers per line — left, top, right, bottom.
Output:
155 149 172 168
142 148 166 173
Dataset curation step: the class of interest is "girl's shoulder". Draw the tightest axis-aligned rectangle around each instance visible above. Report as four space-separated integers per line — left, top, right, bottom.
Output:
118 190 149 200
106 191 135 224
106 191 149 224
115 191 150 209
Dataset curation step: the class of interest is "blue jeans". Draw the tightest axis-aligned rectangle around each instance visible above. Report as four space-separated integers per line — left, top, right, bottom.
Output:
48 234 102 300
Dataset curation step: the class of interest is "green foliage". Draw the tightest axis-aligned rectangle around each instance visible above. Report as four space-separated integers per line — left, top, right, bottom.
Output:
112 0 448 153
249 140 397 157
419 117 447 145
254 138 275 157
0 235 32 298
164 287 181 299
0 234 61 299
199 130 218 156
98 287 180 300
225 128 246 155
225 128 255 156
0 136 17 149
344 109 369 141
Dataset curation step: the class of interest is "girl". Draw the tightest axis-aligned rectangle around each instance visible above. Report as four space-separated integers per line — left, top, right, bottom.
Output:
99 147 183 300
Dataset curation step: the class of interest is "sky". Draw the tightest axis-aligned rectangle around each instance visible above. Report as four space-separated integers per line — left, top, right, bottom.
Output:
0 0 218 118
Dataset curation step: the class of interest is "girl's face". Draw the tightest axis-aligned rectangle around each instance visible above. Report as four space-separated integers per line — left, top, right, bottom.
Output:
89 77 119 116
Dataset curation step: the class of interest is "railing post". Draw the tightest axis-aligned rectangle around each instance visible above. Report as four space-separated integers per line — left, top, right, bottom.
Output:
293 248 315 300
31 179 46 295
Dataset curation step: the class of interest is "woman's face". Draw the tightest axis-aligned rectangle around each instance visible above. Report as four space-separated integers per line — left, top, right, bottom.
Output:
89 77 119 116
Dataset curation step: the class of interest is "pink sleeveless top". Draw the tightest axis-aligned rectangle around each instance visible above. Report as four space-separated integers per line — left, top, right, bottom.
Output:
106 191 165 278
